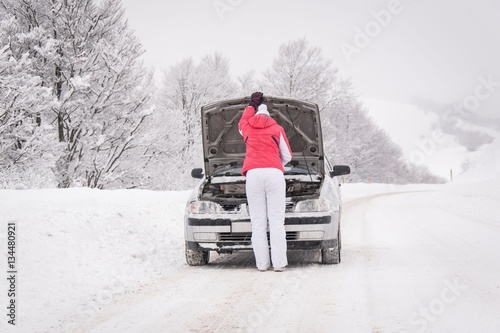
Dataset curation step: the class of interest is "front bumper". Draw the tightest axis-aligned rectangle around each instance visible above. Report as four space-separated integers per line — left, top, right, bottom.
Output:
184 212 339 252
187 215 331 226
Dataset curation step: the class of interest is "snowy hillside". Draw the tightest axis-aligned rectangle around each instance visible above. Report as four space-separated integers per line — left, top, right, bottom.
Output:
1 138 499 333
363 98 499 180
458 137 500 182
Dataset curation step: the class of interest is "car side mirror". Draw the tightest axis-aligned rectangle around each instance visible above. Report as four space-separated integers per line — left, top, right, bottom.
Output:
191 168 204 179
330 165 351 178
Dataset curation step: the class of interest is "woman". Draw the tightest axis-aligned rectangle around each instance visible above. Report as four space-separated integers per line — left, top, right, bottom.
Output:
238 92 292 272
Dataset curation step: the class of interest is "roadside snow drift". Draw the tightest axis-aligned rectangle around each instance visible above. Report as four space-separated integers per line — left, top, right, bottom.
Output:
0 189 190 332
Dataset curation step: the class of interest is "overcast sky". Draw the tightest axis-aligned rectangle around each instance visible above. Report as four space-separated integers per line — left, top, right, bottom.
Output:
121 0 500 117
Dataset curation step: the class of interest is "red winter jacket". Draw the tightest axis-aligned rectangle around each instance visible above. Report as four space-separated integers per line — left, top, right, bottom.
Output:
238 105 292 176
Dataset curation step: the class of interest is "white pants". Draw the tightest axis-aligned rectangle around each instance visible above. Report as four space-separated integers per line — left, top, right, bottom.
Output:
246 168 288 269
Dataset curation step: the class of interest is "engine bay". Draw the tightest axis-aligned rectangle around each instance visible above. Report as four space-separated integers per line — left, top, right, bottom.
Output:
200 179 322 204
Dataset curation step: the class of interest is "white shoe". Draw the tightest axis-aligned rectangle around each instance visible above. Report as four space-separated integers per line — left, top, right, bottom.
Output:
274 267 286 272
258 267 270 272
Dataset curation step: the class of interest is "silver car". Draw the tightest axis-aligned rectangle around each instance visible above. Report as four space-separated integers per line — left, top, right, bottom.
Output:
184 96 350 266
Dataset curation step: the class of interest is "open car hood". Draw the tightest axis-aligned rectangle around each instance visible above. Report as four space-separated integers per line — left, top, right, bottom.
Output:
201 96 324 179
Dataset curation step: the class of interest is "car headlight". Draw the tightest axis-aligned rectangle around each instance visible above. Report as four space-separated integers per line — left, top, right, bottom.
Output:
294 199 331 212
188 201 220 214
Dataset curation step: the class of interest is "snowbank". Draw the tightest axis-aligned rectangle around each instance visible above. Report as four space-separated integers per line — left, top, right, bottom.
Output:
435 138 500 225
340 182 441 202
458 138 500 182
0 188 191 333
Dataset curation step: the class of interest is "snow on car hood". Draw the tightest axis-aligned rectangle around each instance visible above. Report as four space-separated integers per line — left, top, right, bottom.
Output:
200 96 325 178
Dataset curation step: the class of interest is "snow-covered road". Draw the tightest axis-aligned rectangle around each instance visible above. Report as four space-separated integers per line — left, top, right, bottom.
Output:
69 187 500 333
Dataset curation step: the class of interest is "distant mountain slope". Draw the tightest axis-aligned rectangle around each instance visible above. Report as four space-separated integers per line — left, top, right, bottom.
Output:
362 98 499 180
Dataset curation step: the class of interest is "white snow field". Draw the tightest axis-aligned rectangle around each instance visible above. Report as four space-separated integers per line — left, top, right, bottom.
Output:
1 140 499 333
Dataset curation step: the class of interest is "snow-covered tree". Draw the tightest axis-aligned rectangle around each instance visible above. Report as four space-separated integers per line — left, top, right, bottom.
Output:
323 96 444 184
0 14 59 188
262 38 336 110
236 70 260 96
150 53 236 190
1 0 154 188
262 38 443 184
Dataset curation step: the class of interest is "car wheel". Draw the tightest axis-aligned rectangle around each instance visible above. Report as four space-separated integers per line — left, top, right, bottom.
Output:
185 248 210 266
321 230 341 264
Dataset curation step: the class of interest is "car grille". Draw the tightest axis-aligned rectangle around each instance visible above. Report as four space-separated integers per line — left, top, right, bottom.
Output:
220 204 241 212
218 232 299 242
234 202 295 214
